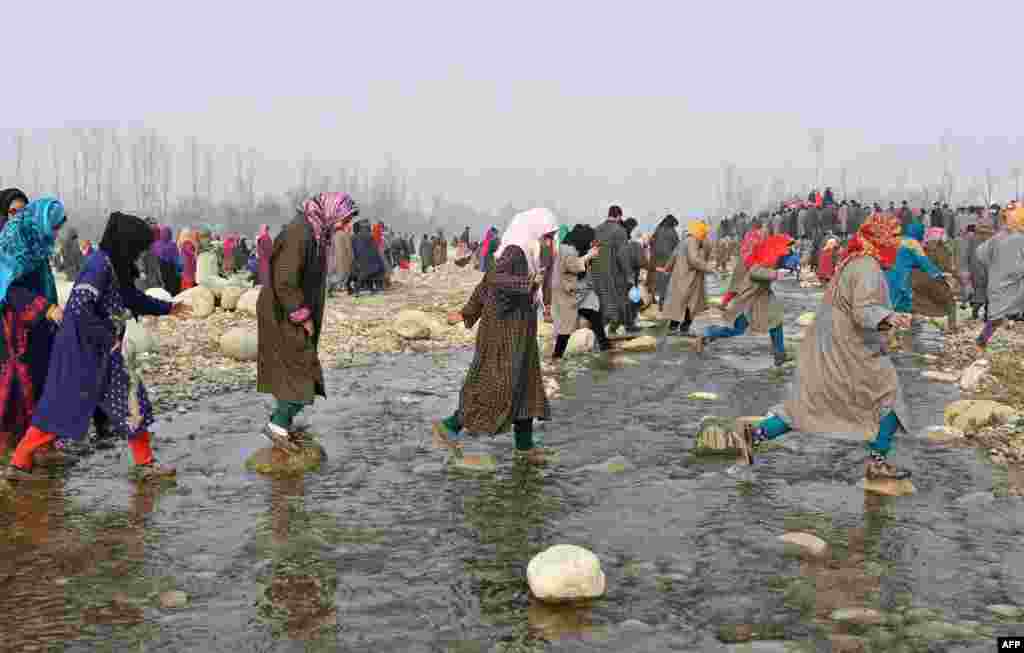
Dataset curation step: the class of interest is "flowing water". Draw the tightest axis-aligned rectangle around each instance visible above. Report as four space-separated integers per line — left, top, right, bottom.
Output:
1 279 1020 652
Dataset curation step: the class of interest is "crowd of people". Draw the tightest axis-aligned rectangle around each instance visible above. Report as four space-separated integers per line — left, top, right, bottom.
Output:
2 183 1024 494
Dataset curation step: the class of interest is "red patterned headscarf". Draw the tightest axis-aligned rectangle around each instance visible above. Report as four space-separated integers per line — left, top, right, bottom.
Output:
740 226 767 268
826 212 901 301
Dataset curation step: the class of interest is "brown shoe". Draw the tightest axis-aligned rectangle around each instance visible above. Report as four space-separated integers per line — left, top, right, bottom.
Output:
432 421 463 454
133 462 177 483
32 443 78 468
695 336 705 354
865 457 911 481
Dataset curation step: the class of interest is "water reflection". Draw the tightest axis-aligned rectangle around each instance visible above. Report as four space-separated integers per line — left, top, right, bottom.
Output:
459 461 581 649
253 474 339 645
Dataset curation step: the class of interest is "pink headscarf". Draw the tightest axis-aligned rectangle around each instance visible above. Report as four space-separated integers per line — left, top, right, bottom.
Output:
925 227 946 244
302 192 359 247
494 208 560 275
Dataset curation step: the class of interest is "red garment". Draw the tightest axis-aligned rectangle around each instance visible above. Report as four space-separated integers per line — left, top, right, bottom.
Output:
12 426 54 469
0 292 49 436
817 249 835 283
748 234 794 268
181 241 198 288
814 192 823 208
740 227 768 268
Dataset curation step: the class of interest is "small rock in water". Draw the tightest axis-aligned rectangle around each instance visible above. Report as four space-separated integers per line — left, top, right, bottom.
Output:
580 455 632 474
778 531 828 557
159 590 189 609
244 444 326 477
618 335 657 352
944 399 1017 434
987 604 1023 618
924 425 965 443
796 312 816 326
955 491 995 507
922 370 960 383
859 477 916 496
527 544 606 602
449 453 497 473
618 619 652 631
831 607 885 625
688 391 719 401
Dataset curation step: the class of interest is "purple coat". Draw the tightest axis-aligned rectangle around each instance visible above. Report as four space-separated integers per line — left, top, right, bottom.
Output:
32 251 172 441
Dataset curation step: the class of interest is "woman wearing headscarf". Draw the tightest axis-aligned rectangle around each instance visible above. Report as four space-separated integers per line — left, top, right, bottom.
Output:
661 221 713 337
816 237 839 284
7 212 190 482
330 221 354 294
720 219 766 309
649 215 680 310
57 227 86 282
419 234 434 273
432 208 558 464
257 193 358 448
975 208 1024 351
178 228 198 291
0 188 29 232
885 222 945 314
256 224 273 288
222 234 239 274
551 224 606 358
701 232 795 367
620 218 645 328
153 226 181 296
970 222 995 320
136 220 164 292
351 220 386 293
0 199 66 458
742 213 914 482
232 236 251 278
478 227 500 273
592 205 631 333
81 240 93 257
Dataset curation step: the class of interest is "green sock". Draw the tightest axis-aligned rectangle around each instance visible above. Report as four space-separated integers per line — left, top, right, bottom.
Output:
271 400 305 430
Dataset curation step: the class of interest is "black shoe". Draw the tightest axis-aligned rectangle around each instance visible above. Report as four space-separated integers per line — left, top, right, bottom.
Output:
625 324 642 333
774 351 793 367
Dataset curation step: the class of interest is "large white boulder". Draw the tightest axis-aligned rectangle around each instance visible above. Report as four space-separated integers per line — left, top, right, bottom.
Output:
237 287 261 315
394 310 440 340
123 318 158 355
527 544 606 603
175 286 216 318
57 281 73 308
565 329 596 356
944 399 1018 434
220 286 245 311
960 359 991 392
220 327 258 361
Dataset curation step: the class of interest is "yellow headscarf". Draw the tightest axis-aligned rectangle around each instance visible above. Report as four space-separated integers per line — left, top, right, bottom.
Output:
1007 207 1024 233
688 221 709 241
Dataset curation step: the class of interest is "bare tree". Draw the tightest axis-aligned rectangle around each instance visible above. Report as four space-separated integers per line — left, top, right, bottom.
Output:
983 168 997 206
937 129 956 204
839 166 849 200
808 128 825 190
1011 166 1022 202
51 141 61 198
14 129 26 182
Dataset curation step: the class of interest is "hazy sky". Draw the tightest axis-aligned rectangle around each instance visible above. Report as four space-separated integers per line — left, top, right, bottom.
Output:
5 0 1024 214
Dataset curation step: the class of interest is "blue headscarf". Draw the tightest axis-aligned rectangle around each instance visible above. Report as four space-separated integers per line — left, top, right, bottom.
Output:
0 198 66 305
905 222 925 243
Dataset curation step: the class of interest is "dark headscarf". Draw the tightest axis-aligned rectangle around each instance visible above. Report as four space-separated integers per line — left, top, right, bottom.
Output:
491 245 533 319
152 225 179 264
60 227 85 279
100 212 155 291
657 214 678 229
0 188 29 231
622 218 638 238
563 224 596 257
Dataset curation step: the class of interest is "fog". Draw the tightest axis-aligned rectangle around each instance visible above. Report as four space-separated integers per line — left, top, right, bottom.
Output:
3 0 1023 236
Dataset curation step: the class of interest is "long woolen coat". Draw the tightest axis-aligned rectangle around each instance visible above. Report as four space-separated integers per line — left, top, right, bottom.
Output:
256 217 327 402
662 237 712 322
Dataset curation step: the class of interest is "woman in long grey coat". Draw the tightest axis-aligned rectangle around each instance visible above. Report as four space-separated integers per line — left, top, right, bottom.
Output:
550 224 606 358
976 208 1024 351
591 205 631 332
661 221 712 336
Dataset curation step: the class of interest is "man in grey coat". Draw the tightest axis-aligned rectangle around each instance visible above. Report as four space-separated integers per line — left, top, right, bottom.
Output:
592 205 633 333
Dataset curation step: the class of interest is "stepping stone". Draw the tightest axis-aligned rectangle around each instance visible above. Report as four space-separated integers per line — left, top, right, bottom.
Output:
831 607 885 625
689 392 719 401
449 453 497 473
858 478 916 496
245 443 326 477
778 531 828 557
987 604 1023 619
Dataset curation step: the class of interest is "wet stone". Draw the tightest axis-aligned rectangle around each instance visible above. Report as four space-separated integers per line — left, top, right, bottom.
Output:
830 607 885 625
777 532 828 557
955 491 995 507
903 620 981 642
159 590 189 609
527 544 606 603
579 455 633 474
244 444 326 477
987 604 1024 619
449 453 497 473
858 477 916 496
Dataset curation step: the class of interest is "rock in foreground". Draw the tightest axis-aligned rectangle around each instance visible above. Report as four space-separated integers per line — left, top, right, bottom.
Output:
220 327 258 361
394 309 437 340
176 287 216 318
527 544 606 603
245 444 326 476
220 286 245 311
237 288 261 315
858 477 916 496
944 399 1017 434
778 531 828 557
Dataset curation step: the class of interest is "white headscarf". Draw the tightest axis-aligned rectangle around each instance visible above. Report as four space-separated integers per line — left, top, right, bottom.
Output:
495 208 560 275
